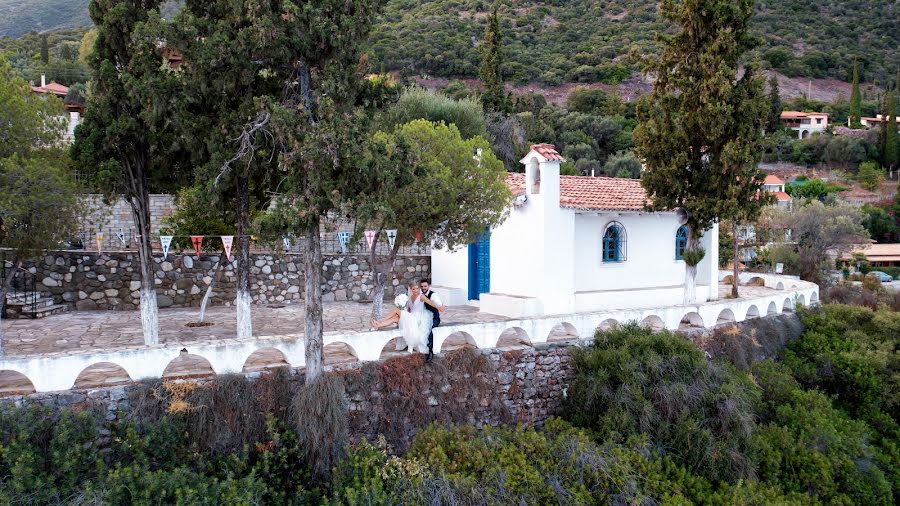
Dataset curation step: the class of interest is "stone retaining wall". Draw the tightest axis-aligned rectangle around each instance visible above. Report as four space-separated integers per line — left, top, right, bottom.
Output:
24 251 430 310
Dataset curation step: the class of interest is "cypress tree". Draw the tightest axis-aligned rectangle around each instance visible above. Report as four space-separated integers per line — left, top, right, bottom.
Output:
634 0 768 304
849 61 862 128
767 74 782 133
479 1 507 112
39 34 49 64
884 90 898 170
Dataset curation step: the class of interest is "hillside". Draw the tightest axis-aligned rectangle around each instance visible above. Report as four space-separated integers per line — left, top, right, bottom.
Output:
1 0 897 85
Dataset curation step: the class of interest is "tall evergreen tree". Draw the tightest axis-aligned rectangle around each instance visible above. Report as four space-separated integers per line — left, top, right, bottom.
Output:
767 74 782 133
39 34 49 64
72 0 187 345
883 89 898 170
849 61 862 128
479 1 507 112
634 0 766 304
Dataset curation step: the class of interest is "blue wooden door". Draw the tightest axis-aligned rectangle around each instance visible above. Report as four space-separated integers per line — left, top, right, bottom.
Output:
468 231 491 300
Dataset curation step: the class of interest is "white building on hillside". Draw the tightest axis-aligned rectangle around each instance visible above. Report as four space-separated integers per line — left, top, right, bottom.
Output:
780 111 828 139
431 144 719 318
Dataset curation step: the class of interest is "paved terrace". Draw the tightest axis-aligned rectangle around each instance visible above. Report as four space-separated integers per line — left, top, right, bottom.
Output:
0 273 818 394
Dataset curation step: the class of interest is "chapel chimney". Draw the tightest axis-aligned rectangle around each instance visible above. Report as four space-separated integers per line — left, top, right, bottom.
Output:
40 74 46 87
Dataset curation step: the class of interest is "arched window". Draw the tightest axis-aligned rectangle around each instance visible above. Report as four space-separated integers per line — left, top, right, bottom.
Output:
675 225 688 260
602 222 626 262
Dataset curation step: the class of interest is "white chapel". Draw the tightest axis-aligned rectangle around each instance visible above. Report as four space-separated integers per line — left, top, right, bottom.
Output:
431 144 719 318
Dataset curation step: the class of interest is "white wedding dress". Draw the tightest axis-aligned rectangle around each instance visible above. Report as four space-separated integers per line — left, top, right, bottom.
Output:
396 295 432 353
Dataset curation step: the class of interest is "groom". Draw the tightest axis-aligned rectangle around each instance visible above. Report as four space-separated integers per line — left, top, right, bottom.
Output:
419 278 445 362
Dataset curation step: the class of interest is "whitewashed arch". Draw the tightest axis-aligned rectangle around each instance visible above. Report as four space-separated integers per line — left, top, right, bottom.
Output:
242 348 290 372
716 308 736 325
797 294 806 307
547 322 579 342
640 315 665 331
0 370 36 395
680 312 704 328
775 281 785 290
599 318 620 331
440 331 477 352
73 362 132 389
810 291 819 304
766 301 778 315
162 353 215 379
496 327 532 348
782 297 794 313
746 276 765 287
744 305 760 319
324 342 359 365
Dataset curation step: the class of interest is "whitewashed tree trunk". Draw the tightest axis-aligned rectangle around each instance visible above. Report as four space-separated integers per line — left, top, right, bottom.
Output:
0 260 20 358
131 192 159 345
732 221 740 299
235 175 253 338
198 251 226 324
304 219 324 382
369 233 401 322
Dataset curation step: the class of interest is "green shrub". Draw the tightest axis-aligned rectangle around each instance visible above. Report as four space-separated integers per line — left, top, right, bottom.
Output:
562 323 760 483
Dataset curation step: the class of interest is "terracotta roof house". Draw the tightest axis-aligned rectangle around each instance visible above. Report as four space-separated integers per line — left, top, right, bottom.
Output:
847 243 900 267
30 75 81 144
780 111 828 139
762 174 792 208
861 114 900 130
431 144 720 318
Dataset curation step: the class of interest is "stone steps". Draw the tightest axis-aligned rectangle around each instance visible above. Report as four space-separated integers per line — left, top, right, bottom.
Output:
4 292 66 319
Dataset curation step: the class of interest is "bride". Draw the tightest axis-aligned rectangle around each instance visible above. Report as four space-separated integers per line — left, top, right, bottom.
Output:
371 282 434 353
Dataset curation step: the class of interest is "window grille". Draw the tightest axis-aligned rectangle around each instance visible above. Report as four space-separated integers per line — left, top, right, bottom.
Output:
675 225 688 260
602 222 626 262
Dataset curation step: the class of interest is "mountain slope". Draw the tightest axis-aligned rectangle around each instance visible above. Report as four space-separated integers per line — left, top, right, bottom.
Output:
2 0 897 85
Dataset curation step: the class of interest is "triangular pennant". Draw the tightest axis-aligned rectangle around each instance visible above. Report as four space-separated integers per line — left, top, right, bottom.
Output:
221 236 234 261
116 228 127 247
282 235 291 251
386 229 398 249
337 232 350 254
190 236 204 257
364 230 377 250
96 232 103 253
160 235 173 257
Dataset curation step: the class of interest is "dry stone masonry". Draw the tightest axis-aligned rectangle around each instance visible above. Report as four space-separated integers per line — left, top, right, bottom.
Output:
25 251 430 310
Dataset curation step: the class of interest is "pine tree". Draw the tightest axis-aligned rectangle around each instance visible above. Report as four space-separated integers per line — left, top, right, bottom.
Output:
634 0 768 304
767 74 782 133
849 61 862 128
479 1 507 112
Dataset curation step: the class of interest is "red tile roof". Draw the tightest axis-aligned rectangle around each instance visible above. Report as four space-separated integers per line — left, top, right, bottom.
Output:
764 174 785 185
31 82 69 97
772 191 792 202
506 173 649 211
530 143 565 161
780 111 828 119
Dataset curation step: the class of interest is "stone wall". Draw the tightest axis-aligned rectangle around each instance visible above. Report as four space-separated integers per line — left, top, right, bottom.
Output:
25 251 430 310
79 194 175 248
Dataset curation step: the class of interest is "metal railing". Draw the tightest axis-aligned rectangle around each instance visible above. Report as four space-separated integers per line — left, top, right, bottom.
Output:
0 255 39 318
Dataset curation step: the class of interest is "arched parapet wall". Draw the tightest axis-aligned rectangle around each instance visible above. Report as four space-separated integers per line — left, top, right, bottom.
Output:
547 322 579 342
679 312 705 328
744 305 760 319
242 348 290 372
0 370 36 395
766 301 778 315
74 362 132 389
496 327 532 348
437 330 478 353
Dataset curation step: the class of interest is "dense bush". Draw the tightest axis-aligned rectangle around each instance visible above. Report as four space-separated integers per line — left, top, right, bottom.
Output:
562 323 760 483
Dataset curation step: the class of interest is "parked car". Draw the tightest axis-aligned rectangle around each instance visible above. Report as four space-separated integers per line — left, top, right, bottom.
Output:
867 271 894 283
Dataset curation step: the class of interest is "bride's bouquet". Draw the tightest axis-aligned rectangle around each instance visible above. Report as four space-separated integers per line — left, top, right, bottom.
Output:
394 294 409 309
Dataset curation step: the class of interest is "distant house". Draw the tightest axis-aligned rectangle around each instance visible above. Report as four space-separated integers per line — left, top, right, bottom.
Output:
763 174 792 209
30 75 82 144
860 114 900 130
847 244 900 267
780 111 828 139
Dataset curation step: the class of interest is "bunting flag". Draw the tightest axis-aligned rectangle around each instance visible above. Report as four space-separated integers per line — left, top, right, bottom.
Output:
116 228 127 247
414 229 422 242
190 236 204 257
337 232 350 254
160 235 173 257
221 236 234 260
364 230 377 250
385 229 398 249
79 231 87 247
282 235 291 251
96 232 103 253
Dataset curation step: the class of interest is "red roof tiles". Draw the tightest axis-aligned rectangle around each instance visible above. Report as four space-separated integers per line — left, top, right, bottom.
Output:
764 174 785 185
31 82 69 97
530 143 565 161
772 191 792 202
506 173 649 211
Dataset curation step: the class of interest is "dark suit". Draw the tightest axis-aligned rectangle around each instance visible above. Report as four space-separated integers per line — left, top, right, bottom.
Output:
423 289 440 356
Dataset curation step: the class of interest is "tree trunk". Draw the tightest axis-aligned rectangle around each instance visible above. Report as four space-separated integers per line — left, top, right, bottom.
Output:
0 259 22 358
732 221 740 299
304 216 324 382
369 232 401 322
683 230 700 305
198 250 226 324
131 191 159 346
235 174 253 339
